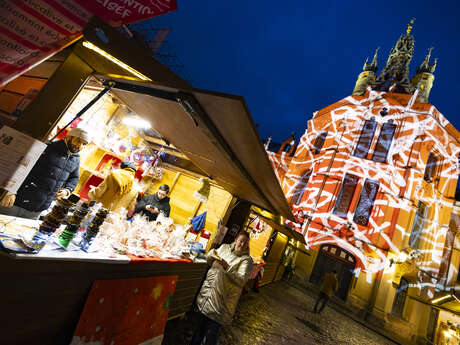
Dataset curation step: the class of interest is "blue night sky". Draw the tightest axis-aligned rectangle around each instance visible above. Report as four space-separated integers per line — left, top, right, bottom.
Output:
140 1 460 143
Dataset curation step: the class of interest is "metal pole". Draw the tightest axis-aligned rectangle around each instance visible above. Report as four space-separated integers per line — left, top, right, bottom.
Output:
50 82 114 142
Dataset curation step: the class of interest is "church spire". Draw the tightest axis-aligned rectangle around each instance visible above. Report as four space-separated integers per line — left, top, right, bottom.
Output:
417 47 437 74
354 19 439 102
410 46 437 103
431 58 438 73
376 20 415 90
406 17 415 35
353 47 380 95
371 47 379 66
363 47 379 72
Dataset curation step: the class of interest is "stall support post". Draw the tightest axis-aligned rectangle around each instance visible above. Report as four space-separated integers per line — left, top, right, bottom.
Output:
170 172 181 192
273 236 291 283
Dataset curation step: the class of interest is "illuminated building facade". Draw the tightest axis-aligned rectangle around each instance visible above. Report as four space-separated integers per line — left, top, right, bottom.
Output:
267 24 460 343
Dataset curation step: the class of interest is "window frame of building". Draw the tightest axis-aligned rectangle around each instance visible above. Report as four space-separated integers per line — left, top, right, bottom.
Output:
391 277 409 318
313 131 328 155
408 201 427 249
371 120 397 163
353 117 378 159
424 152 439 183
353 179 380 226
289 168 312 206
333 174 359 219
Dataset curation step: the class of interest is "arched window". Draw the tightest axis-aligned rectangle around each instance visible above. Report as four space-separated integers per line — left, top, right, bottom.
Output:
353 117 377 159
424 152 439 182
409 201 427 249
333 174 359 218
353 179 380 226
288 168 312 205
372 120 396 163
392 278 409 318
313 131 328 154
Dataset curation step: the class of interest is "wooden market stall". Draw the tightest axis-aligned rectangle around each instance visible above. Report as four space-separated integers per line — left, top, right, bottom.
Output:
48 77 235 249
0 17 294 345
242 206 306 286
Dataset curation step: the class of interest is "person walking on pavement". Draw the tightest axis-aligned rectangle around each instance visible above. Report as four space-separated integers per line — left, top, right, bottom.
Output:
0 128 89 219
313 270 339 314
190 231 254 345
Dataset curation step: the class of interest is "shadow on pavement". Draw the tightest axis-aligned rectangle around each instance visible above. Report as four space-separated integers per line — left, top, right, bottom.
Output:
295 316 322 334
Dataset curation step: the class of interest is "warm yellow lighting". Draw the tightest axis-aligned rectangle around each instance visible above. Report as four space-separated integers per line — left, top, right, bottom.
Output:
279 233 288 239
398 252 408 262
431 294 451 304
122 116 151 128
82 41 152 81
406 18 415 35
443 329 458 338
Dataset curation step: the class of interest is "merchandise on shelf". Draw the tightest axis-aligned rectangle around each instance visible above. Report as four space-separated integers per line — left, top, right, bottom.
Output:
95 212 188 259
80 207 109 252
198 230 211 249
56 202 90 249
24 198 76 252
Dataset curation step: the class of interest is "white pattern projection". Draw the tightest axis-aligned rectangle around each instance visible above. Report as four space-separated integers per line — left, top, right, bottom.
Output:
268 89 460 293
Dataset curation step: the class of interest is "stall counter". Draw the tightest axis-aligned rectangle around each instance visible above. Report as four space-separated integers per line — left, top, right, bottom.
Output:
0 216 208 345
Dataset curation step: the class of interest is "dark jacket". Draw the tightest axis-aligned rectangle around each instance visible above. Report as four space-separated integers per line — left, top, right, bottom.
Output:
15 140 80 212
134 192 171 221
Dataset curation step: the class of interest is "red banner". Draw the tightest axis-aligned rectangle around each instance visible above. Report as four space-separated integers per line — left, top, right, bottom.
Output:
0 0 178 87
80 0 178 26
72 276 178 345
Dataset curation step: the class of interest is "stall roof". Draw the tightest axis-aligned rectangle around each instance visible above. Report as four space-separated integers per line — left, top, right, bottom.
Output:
96 75 294 221
256 214 306 244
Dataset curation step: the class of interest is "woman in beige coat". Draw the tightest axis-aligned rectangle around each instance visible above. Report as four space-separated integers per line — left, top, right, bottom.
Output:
88 161 139 214
191 231 253 345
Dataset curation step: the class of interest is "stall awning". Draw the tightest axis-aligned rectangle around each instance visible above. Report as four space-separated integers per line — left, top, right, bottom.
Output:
95 75 294 220
430 292 460 315
256 214 306 244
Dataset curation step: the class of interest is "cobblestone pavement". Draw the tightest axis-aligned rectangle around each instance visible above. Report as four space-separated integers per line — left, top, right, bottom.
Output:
162 280 398 345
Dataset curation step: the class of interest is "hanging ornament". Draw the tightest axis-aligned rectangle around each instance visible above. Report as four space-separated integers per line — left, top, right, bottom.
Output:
194 178 210 203
131 149 145 165
251 217 266 236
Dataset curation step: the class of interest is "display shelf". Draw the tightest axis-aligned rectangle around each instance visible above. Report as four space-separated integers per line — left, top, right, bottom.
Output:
10 249 130 264
0 253 207 345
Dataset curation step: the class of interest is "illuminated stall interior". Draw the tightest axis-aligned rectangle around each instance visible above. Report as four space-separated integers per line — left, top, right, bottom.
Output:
48 77 233 249
0 17 295 345
242 205 307 285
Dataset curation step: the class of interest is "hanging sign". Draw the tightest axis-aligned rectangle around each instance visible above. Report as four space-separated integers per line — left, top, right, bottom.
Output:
80 0 178 26
0 125 47 193
0 0 178 87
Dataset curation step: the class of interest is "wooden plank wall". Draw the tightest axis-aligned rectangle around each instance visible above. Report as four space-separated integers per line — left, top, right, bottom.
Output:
293 250 313 281
0 50 69 126
260 262 279 286
0 255 207 345
258 233 288 286
267 232 288 263
148 169 233 238
248 222 274 259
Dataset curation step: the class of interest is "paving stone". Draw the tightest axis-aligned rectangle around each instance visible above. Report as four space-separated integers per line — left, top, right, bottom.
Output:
162 280 398 345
